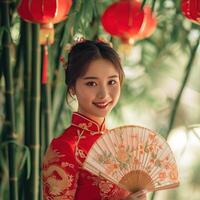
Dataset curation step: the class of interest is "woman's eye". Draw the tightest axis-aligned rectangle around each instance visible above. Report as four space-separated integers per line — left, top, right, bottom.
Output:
86 81 97 86
108 80 117 85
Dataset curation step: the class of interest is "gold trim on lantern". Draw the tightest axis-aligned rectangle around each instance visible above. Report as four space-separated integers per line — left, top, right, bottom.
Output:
39 23 54 45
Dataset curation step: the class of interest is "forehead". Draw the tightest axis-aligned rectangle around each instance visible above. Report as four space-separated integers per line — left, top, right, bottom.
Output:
83 58 119 77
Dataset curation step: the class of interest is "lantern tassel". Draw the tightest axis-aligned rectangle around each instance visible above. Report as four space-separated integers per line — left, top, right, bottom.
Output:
42 44 48 84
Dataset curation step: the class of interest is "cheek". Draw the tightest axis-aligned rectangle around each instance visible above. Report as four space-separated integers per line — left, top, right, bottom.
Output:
110 86 121 100
76 89 93 101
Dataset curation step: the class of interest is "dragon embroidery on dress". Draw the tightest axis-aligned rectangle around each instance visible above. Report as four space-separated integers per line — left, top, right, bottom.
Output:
43 165 73 195
43 146 65 166
42 146 76 199
61 161 74 169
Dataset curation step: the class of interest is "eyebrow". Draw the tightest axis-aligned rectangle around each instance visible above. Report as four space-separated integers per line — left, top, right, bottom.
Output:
82 75 119 80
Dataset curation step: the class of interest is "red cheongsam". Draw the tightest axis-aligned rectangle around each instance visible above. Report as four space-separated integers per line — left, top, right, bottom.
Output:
42 112 129 200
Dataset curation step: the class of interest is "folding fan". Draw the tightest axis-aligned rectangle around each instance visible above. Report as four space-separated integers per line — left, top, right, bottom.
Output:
83 125 179 193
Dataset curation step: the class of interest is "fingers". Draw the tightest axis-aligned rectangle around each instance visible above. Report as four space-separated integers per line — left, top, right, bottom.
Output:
133 189 146 196
128 190 147 200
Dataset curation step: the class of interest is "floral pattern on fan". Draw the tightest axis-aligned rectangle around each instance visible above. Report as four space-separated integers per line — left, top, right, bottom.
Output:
83 125 179 192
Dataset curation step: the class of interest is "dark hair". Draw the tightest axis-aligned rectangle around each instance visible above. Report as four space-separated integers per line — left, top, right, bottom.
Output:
65 40 124 97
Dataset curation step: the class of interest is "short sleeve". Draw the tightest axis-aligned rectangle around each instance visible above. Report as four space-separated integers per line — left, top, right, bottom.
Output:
42 138 79 200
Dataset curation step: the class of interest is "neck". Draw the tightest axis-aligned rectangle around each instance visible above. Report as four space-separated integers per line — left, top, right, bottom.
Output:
77 111 105 126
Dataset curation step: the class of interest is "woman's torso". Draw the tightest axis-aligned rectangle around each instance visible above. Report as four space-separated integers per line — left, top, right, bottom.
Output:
42 112 129 200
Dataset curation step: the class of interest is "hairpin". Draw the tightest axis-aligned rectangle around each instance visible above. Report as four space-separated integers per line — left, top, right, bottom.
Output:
97 37 113 47
63 36 86 53
60 55 68 70
73 35 86 44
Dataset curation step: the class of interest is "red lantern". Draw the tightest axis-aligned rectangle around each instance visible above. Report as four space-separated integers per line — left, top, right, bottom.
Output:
132 5 157 40
181 0 200 24
17 0 72 24
101 0 144 38
17 0 72 84
101 0 157 44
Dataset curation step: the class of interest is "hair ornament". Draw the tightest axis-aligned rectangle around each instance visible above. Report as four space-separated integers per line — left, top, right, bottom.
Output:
63 35 86 53
73 35 86 45
64 43 73 52
60 55 68 70
60 55 65 64
97 37 113 48
61 36 86 68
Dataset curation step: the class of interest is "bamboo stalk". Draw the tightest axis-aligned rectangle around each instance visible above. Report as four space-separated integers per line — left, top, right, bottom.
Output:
51 1 80 108
41 82 52 152
23 21 32 146
0 48 2 82
0 0 18 200
51 2 81 137
13 21 24 91
0 147 9 200
165 35 200 139
0 24 3 79
25 24 41 200
13 21 24 136
141 0 147 8
52 88 67 133
17 20 32 200
151 0 157 11
40 85 51 200
51 27 69 106
0 140 31 200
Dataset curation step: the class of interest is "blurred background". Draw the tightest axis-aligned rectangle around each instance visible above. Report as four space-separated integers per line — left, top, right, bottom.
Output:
0 0 200 200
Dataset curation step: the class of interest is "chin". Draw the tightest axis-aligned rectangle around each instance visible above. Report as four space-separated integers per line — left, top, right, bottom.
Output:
95 110 111 118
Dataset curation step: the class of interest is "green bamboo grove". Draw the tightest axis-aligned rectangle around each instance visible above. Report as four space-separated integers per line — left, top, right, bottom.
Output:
0 0 200 200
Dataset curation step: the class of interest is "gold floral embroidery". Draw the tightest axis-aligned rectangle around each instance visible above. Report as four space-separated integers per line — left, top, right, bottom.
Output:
99 180 114 193
78 122 92 130
75 129 86 165
87 175 114 195
72 122 102 135
86 174 128 200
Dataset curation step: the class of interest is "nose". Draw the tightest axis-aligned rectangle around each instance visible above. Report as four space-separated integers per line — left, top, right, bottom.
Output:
97 85 109 99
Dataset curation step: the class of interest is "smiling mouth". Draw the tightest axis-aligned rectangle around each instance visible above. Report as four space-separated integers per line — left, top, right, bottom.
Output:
93 101 112 109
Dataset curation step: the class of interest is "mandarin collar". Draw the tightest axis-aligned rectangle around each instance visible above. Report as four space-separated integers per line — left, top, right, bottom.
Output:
71 112 106 132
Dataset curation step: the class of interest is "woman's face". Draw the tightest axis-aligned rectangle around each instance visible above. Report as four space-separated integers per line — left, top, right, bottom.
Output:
73 58 121 124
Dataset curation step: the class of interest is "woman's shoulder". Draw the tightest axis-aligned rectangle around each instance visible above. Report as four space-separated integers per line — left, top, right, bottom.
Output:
43 129 80 170
54 125 77 140
49 126 77 151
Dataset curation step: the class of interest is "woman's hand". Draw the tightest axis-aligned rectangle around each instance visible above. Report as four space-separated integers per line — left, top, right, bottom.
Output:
123 190 147 200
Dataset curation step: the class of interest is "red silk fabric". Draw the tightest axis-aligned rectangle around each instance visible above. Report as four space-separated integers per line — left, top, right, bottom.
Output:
42 112 129 200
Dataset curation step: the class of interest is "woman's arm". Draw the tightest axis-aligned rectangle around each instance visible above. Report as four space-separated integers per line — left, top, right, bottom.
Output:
42 139 79 200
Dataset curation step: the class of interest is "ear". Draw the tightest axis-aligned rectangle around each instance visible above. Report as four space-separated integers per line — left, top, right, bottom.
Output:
69 87 76 96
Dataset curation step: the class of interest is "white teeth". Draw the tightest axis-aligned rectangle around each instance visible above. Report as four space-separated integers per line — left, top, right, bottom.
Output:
97 103 107 106
94 102 109 108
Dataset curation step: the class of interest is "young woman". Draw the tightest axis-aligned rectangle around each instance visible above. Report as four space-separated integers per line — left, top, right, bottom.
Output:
42 40 147 200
